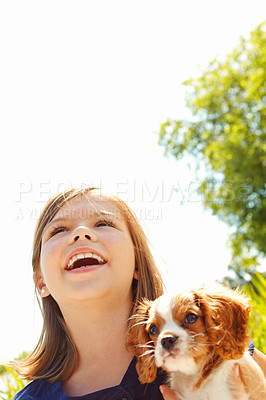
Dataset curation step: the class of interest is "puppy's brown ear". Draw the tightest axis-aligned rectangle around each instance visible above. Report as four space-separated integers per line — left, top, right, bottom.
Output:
194 286 251 360
126 299 157 384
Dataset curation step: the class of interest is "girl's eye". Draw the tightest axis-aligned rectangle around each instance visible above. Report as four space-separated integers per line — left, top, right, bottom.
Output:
184 313 198 324
96 220 115 228
149 324 159 336
49 226 67 237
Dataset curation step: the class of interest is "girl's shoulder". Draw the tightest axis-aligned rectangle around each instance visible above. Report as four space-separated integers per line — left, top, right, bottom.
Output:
13 379 61 400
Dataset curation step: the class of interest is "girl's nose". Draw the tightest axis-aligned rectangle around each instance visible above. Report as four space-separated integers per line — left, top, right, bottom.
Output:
71 226 97 243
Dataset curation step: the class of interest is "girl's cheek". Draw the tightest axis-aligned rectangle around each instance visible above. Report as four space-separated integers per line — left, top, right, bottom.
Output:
40 242 57 270
43 235 63 252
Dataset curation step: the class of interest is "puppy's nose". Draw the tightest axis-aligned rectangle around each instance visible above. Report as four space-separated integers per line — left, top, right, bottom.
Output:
161 335 178 350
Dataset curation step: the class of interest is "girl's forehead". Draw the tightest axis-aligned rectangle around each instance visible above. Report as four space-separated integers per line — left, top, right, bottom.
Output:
53 193 123 221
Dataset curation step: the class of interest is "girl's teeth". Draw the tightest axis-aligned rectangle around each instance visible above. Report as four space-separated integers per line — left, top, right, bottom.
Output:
67 252 105 269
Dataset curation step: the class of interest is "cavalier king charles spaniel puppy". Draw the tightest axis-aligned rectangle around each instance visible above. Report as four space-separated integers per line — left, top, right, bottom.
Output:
127 285 266 400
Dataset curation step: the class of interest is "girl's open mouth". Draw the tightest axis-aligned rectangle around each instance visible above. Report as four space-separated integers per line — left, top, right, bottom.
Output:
65 252 106 271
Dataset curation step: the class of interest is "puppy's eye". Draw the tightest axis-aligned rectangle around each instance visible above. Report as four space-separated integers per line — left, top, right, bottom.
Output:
184 313 198 324
149 324 159 336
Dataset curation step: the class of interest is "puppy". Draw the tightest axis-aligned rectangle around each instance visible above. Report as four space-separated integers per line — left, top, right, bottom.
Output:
127 285 266 400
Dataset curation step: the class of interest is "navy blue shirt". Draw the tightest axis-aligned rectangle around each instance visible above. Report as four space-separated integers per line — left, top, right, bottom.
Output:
13 357 166 399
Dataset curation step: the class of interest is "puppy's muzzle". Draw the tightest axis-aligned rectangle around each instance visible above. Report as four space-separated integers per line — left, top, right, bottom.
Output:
161 334 178 350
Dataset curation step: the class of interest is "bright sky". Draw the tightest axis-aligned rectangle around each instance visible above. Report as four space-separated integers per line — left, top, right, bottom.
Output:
0 1 265 362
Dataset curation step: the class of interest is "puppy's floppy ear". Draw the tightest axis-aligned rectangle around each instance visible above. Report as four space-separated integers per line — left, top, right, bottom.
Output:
193 285 251 360
126 298 157 384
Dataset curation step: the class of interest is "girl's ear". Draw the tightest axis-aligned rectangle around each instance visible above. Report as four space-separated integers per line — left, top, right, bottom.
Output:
34 272 51 298
133 261 139 280
133 269 139 280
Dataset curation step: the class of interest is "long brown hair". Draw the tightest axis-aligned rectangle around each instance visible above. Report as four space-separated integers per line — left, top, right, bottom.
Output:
13 187 164 382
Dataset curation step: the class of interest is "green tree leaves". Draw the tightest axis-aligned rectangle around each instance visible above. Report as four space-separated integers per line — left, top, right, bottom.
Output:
158 22 266 283
244 273 266 353
0 365 27 400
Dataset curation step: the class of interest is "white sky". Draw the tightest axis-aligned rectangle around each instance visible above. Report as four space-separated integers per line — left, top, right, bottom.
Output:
0 0 265 362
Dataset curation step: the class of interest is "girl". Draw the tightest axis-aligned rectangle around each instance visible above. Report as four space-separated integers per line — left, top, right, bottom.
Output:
13 187 167 399
12 187 264 400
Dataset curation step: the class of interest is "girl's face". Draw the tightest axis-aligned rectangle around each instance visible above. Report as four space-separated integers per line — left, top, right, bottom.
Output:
37 193 137 307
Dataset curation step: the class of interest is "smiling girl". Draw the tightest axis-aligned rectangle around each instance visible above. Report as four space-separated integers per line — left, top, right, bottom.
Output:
12 187 169 399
